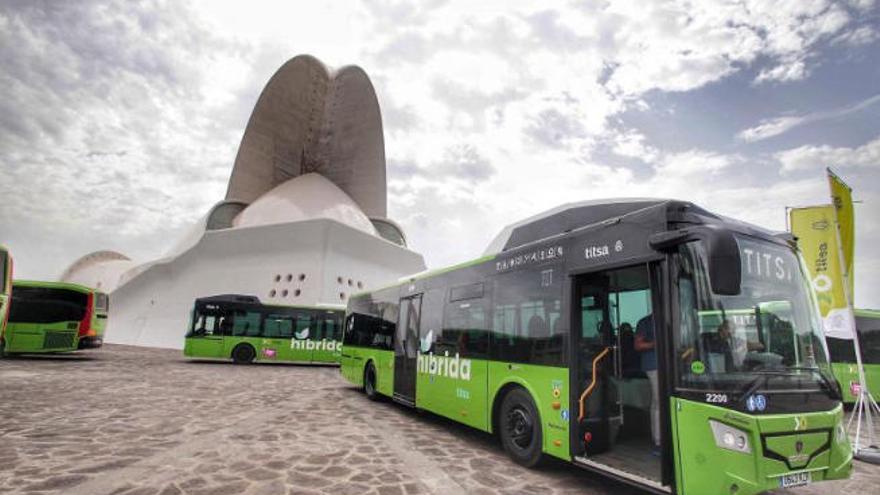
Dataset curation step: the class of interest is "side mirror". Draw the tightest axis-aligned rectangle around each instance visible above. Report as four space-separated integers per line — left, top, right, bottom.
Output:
650 225 742 296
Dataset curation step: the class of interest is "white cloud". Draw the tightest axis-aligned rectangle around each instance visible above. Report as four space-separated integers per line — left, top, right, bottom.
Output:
754 58 808 84
612 130 659 163
738 93 880 142
776 135 880 172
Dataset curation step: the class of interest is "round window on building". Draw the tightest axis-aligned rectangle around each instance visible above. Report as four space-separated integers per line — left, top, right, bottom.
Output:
269 289 277 297
286 274 293 282
299 273 306 281
282 289 289 297
339 292 346 300
274 274 281 282
357 281 363 289
337 276 343 284
294 289 301 297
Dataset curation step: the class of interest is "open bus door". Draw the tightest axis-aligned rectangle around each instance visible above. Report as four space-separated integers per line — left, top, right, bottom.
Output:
572 263 668 492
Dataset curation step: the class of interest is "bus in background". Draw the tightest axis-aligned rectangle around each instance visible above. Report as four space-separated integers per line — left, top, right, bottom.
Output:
77 290 109 349
827 308 880 403
0 247 11 345
1 280 105 355
184 294 344 365
340 199 851 495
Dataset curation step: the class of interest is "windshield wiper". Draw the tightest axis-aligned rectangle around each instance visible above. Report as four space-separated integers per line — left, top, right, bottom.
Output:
737 368 791 403
783 366 841 399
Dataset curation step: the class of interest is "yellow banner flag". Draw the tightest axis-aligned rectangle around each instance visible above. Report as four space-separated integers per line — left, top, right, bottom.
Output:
790 205 854 339
827 169 855 298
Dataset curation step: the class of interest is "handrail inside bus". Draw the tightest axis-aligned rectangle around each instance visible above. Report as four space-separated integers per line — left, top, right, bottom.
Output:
578 346 611 422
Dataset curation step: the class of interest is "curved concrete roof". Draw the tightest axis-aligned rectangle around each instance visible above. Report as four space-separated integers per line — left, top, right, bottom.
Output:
226 55 387 218
232 173 377 235
59 250 135 292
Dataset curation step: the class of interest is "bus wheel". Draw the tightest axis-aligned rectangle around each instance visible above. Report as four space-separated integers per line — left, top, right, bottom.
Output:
0 339 5 358
499 388 543 467
231 343 255 364
364 362 379 400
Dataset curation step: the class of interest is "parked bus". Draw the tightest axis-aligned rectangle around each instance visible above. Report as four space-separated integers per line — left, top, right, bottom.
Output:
827 308 880 402
184 294 344 365
2 280 107 355
0 247 11 345
340 199 851 495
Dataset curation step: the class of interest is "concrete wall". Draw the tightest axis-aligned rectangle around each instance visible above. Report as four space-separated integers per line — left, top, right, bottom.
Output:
106 218 425 349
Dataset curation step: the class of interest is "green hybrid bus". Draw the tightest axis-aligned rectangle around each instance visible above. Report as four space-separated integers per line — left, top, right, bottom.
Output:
340 199 851 495
827 309 880 403
0 247 11 341
184 294 344 364
1 280 108 355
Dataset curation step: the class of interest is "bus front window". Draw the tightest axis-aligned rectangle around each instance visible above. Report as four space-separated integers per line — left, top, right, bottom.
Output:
675 237 836 404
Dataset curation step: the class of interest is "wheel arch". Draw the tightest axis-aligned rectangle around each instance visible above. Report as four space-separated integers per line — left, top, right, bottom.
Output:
489 377 543 442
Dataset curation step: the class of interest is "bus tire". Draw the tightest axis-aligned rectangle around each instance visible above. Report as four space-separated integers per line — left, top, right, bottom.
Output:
231 343 255 364
364 361 379 400
499 387 544 468
0 339 5 358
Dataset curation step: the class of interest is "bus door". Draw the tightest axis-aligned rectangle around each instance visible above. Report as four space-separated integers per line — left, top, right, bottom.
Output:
573 264 664 489
189 305 226 358
394 294 422 404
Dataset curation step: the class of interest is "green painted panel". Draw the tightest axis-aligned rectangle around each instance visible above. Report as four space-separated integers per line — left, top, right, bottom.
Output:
416 355 489 430
4 321 79 353
339 345 395 396
672 398 852 495
487 361 570 461
184 335 343 364
831 362 880 402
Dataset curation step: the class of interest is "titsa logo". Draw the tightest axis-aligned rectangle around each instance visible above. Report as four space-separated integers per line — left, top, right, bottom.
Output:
585 245 610 259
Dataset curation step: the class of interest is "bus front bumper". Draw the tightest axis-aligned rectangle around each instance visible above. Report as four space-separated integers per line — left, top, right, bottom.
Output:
78 336 104 349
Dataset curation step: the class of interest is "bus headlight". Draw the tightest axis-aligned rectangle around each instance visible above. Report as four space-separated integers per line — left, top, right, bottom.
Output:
709 420 752 454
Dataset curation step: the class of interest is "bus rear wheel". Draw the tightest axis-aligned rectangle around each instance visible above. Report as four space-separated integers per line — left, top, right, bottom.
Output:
364 362 379 400
231 343 255 364
499 388 544 467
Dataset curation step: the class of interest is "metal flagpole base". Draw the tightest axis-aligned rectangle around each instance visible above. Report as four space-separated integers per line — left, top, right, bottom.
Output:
850 384 880 465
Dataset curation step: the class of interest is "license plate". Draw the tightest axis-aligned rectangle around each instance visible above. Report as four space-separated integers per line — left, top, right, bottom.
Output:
778 471 811 488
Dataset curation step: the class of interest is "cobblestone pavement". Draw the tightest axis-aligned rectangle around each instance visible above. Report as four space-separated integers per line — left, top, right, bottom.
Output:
0 345 877 495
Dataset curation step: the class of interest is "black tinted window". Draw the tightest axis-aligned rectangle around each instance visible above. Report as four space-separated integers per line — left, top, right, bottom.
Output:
8 287 88 324
857 315 880 365
490 264 565 366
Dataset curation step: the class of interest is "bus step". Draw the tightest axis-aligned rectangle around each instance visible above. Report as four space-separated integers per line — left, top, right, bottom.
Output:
573 456 669 494
392 394 416 407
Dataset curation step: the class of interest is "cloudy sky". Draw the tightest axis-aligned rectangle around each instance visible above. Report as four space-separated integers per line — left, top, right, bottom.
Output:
1 0 879 307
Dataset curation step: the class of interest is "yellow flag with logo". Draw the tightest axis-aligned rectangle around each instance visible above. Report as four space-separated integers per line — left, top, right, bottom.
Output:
827 169 855 298
789 205 854 339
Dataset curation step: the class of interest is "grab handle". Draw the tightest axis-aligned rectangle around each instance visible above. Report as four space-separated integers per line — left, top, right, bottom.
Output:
577 347 611 422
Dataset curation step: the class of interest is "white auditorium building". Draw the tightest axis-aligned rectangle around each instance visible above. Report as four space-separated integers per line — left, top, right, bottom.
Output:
60 55 426 348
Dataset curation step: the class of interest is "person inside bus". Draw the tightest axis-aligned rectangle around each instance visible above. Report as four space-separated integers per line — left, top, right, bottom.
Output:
619 322 642 378
703 319 764 372
634 313 660 455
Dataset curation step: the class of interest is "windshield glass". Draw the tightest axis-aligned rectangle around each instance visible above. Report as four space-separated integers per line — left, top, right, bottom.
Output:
675 236 832 395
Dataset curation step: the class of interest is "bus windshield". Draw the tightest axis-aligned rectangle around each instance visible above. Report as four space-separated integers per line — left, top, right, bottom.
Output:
675 236 832 396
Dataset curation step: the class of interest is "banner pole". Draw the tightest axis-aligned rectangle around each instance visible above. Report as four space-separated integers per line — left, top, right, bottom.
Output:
828 168 880 462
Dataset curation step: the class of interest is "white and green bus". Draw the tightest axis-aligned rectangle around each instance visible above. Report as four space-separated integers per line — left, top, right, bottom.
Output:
340 199 851 495
184 294 344 364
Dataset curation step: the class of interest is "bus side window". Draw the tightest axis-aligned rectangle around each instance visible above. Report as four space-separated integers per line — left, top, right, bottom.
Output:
264 314 293 339
491 264 564 366
294 311 315 339
857 316 880 365
232 310 262 337
441 292 489 358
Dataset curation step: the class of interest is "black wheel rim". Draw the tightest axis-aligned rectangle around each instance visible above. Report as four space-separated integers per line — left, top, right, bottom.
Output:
366 368 375 393
507 406 534 450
